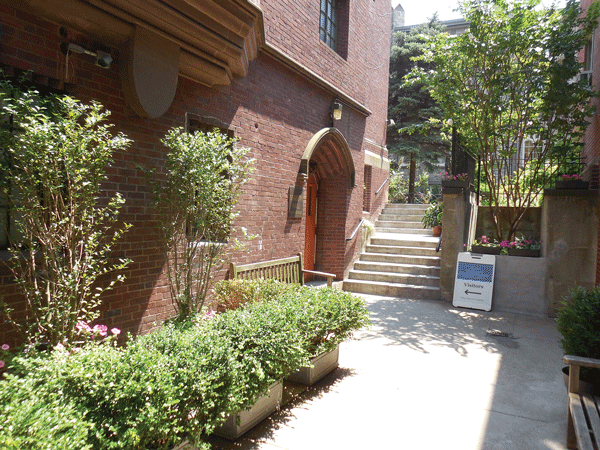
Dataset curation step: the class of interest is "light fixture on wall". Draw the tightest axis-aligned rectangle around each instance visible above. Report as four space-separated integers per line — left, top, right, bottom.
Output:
60 42 113 69
331 100 343 122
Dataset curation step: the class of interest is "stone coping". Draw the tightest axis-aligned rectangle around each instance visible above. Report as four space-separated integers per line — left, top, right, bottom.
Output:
544 188 598 197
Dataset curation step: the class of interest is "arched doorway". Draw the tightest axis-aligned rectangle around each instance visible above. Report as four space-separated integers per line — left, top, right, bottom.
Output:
301 128 355 279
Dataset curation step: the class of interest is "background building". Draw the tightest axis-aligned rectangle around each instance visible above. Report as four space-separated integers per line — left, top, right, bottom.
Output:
0 0 392 343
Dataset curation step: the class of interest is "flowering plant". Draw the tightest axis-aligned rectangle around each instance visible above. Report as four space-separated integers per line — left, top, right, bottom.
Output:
499 237 541 250
75 321 121 344
441 171 468 181
473 235 499 247
561 174 582 180
0 343 12 371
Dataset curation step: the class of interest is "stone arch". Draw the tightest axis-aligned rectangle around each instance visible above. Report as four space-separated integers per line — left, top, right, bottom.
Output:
300 127 356 188
301 128 355 280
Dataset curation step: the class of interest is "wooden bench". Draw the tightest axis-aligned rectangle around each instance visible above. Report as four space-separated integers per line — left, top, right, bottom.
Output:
229 252 335 287
564 355 600 450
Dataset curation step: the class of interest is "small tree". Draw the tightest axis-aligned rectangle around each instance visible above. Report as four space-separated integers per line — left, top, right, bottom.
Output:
0 83 132 346
411 0 600 239
156 128 251 321
388 16 449 202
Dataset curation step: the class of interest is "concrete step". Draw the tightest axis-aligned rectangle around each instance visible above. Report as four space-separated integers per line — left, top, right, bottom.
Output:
348 269 440 287
353 261 440 277
375 220 423 229
384 203 429 211
366 244 440 256
370 236 439 248
379 213 424 221
375 227 433 235
360 252 440 266
343 279 441 299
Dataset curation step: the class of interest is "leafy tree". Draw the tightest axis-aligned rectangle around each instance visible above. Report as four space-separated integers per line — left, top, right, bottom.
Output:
0 81 131 346
154 129 252 321
387 16 450 203
410 0 600 239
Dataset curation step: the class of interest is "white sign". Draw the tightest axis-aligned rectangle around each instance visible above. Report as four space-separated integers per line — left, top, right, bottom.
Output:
452 252 496 312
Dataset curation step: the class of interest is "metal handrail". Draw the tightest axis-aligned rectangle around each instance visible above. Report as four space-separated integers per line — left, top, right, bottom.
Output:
346 218 364 241
375 178 389 195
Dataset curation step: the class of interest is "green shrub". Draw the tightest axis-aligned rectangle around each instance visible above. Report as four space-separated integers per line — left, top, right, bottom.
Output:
279 287 370 356
557 286 600 383
0 285 369 449
212 278 300 312
0 85 131 346
557 286 600 360
0 352 93 450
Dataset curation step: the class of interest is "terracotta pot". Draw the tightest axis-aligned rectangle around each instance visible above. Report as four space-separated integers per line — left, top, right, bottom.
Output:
432 225 442 237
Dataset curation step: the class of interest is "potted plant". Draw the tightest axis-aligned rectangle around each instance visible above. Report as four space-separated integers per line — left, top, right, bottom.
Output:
441 171 469 189
556 286 600 394
470 235 502 255
504 237 541 257
555 174 590 190
421 202 443 237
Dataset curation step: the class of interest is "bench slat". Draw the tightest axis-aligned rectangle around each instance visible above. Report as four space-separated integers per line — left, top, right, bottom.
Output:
582 393 600 450
569 393 596 450
564 355 600 370
234 256 301 273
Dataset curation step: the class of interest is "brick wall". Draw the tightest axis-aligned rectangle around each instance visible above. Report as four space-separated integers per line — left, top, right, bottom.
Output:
580 0 600 284
0 2 390 345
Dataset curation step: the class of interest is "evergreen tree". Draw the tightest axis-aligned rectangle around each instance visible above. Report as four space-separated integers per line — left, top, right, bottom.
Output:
387 17 449 202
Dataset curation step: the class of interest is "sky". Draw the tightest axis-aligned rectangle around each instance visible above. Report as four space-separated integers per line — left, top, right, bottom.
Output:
392 0 567 26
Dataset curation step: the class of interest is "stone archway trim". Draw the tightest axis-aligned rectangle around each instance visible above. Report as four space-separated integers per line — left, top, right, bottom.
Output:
300 127 356 188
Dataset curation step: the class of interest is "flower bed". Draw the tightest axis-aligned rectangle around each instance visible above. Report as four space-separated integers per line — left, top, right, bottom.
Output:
0 282 369 450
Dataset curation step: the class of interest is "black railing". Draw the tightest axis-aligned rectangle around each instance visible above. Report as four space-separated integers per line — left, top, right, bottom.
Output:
346 218 364 242
375 178 389 195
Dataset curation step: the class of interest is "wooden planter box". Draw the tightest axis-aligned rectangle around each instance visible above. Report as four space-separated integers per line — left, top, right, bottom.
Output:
441 180 469 189
507 248 540 258
555 180 589 190
471 245 501 255
286 346 339 386
213 381 283 440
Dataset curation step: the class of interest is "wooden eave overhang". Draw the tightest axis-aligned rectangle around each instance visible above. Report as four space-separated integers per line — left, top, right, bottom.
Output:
8 0 370 119
11 0 264 88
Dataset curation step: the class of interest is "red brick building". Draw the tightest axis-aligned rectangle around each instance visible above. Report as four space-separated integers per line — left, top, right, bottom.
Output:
0 0 392 342
580 0 600 283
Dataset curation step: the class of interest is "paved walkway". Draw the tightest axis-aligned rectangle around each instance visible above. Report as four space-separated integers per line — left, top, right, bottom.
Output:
210 294 568 450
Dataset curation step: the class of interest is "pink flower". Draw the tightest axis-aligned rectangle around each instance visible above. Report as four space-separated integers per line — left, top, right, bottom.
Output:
1 344 9 351
0 360 4 369
76 321 92 333
203 309 216 320
110 328 121 336
92 324 108 337
55 343 65 351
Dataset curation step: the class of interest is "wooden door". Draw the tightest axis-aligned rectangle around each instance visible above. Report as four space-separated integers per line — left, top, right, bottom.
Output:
304 173 318 280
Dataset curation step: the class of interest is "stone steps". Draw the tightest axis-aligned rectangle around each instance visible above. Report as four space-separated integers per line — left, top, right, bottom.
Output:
344 203 441 299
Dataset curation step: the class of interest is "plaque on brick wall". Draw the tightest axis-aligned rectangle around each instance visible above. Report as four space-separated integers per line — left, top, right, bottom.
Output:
288 187 304 218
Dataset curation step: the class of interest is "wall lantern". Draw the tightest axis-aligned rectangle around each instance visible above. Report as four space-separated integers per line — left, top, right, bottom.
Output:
331 100 343 121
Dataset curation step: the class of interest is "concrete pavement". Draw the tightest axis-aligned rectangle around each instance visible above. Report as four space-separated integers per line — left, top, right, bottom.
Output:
209 294 568 450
